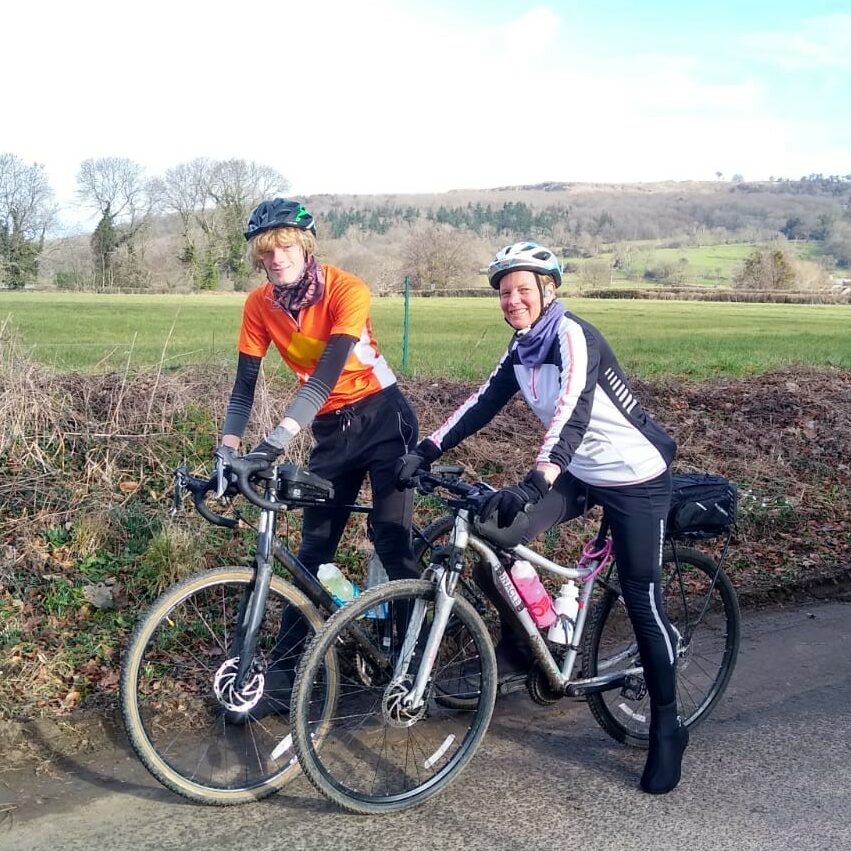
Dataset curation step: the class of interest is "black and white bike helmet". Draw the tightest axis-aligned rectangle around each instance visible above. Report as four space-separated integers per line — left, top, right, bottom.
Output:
244 198 317 240
487 242 562 289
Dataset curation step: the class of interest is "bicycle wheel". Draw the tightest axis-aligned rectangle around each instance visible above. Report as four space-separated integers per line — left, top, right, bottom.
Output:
120 566 336 804
583 546 740 747
290 579 497 814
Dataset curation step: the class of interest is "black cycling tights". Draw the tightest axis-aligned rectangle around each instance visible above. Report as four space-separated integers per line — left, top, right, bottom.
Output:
484 469 677 707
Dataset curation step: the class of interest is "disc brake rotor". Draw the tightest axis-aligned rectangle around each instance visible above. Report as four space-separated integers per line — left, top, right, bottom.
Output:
382 677 428 727
213 657 265 712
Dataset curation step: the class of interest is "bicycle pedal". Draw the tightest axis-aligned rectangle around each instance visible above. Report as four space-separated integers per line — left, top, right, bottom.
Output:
620 675 647 702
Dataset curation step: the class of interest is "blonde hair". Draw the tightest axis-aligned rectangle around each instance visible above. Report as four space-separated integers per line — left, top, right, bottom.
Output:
535 273 558 302
247 228 317 272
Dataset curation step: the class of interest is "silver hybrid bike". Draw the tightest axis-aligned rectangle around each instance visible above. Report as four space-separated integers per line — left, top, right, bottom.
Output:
289 469 741 814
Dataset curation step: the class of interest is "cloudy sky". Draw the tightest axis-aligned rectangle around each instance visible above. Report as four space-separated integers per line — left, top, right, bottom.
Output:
4 0 849 229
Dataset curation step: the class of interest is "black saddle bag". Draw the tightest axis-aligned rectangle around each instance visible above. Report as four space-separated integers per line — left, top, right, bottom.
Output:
667 473 737 539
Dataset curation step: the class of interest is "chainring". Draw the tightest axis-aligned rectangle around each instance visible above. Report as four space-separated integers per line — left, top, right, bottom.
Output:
526 665 565 706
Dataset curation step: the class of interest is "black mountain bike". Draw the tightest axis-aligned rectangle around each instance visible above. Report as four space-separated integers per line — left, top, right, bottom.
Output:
119 456 461 805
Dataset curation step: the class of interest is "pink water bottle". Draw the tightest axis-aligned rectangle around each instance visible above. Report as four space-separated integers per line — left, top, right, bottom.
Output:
510 560 557 629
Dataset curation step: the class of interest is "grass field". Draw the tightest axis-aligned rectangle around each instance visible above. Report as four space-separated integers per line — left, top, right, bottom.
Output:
562 241 851 289
2 291 849 380
563 242 756 288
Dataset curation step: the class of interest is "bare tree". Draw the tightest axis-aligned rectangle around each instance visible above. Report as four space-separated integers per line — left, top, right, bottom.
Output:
403 222 481 291
151 158 217 288
205 159 289 286
0 153 57 288
579 258 614 289
77 157 151 231
76 157 154 289
153 157 288 290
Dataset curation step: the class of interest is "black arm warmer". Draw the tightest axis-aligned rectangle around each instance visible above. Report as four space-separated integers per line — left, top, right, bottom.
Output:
284 334 357 429
223 352 262 438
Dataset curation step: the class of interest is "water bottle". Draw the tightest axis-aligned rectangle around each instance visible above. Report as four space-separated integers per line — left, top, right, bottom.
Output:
547 581 580 645
510 560 556 629
317 563 360 606
364 551 389 620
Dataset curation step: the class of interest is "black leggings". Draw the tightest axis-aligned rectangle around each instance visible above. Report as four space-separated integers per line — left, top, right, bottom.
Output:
298 386 419 580
276 386 419 662
479 469 677 707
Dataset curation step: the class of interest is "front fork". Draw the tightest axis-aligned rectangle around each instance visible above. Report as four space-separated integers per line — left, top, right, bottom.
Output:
397 511 470 707
233 500 277 690
398 569 456 707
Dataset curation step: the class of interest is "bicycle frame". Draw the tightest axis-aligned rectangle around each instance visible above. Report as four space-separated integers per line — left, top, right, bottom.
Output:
402 506 643 705
180 465 436 691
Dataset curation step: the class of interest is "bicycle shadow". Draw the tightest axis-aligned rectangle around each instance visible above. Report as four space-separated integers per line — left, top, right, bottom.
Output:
13 712 181 810
483 693 643 788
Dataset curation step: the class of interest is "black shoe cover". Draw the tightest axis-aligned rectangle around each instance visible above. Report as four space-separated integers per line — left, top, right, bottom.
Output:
640 700 689 794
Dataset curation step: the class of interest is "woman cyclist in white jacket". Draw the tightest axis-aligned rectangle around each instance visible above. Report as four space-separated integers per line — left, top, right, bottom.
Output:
396 241 687 795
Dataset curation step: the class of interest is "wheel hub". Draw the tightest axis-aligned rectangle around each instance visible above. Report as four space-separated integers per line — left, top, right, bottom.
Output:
382 677 427 727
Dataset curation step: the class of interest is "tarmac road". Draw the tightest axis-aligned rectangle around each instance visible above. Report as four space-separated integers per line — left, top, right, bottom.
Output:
2 599 850 851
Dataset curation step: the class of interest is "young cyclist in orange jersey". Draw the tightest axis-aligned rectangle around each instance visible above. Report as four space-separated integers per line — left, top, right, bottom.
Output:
216 198 419 720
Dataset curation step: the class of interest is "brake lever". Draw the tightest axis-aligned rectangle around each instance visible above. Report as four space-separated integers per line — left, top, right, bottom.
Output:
170 468 187 518
215 454 227 498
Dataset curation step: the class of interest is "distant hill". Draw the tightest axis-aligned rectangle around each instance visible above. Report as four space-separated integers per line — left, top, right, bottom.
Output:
35 176 850 292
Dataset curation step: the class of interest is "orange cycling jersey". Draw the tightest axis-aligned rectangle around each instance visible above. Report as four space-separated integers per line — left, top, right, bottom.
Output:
237 264 397 414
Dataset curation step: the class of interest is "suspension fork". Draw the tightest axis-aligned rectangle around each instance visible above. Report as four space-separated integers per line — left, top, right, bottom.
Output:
397 568 459 707
399 510 470 706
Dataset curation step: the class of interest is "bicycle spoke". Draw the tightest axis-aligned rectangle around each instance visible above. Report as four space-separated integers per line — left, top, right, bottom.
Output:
585 547 740 746
122 569 327 802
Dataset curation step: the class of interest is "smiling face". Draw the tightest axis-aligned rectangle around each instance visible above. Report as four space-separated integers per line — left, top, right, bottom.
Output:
260 242 307 287
248 226 316 285
498 270 544 330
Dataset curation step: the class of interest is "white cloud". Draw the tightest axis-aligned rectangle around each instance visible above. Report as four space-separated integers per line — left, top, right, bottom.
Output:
2 0 847 229
740 13 851 70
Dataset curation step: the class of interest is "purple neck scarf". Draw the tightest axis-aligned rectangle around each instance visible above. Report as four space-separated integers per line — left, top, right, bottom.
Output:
512 301 566 366
270 255 326 315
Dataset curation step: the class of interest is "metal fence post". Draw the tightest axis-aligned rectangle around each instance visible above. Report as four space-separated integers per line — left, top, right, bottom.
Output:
401 275 410 372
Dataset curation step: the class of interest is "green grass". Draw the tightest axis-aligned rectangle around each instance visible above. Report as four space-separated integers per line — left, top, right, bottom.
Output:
640 243 754 285
2 290 849 380
564 242 756 288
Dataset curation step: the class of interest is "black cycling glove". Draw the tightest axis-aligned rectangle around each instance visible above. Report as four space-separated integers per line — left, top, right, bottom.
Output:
395 439 442 489
244 439 282 467
479 469 550 528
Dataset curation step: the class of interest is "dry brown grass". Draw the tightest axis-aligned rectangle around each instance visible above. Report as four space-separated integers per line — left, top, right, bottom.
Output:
1 324 849 719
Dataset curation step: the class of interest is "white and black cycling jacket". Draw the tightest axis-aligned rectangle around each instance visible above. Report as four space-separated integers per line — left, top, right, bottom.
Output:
429 310 676 487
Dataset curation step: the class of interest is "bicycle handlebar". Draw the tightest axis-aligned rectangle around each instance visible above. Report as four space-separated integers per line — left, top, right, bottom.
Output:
174 452 336 526
173 467 239 529
173 458 283 526
231 457 283 512
413 467 492 511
